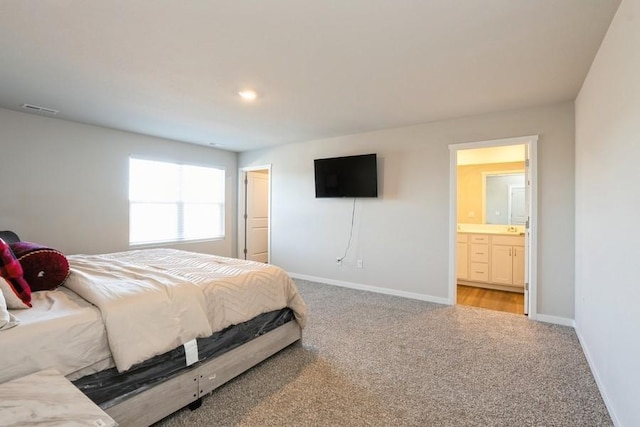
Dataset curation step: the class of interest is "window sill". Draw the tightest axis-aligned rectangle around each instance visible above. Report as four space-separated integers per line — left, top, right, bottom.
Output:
129 237 225 250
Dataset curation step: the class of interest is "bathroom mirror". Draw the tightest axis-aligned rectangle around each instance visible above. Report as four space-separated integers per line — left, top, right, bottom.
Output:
483 172 526 225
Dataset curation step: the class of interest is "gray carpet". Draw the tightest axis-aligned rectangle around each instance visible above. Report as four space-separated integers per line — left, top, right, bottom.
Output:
156 279 611 426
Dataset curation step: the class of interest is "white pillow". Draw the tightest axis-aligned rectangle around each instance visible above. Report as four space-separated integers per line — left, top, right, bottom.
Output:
0 289 19 330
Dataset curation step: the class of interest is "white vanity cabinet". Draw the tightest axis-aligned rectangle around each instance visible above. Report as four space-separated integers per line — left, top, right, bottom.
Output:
469 234 490 282
456 233 469 280
457 232 525 292
490 235 525 288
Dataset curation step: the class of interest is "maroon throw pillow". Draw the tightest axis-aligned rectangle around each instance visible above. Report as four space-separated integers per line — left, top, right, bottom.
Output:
0 238 32 308
10 242 70 292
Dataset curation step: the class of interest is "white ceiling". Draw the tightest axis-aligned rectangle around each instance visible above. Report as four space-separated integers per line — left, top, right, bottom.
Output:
0 1 620 152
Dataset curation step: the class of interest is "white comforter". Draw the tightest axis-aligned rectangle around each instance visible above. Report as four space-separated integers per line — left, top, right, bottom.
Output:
65 249 306 372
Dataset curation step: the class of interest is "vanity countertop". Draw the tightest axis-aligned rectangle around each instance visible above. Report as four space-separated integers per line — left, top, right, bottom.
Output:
458 230 525 236
457 223 525 236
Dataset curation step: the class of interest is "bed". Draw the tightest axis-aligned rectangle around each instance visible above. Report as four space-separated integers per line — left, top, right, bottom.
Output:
0 231 307 426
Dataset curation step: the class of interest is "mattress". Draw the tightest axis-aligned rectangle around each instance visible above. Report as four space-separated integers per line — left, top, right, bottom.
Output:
74 307 295 408
66 248 307 372
1 286 296 410
1 287 113 384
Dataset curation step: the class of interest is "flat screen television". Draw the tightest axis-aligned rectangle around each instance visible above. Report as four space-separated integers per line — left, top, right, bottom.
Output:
314 153 378 198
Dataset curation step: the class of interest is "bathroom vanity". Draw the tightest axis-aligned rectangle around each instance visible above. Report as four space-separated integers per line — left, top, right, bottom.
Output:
457 228 525 293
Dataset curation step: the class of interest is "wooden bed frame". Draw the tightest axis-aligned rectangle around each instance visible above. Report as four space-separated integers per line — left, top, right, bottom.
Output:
104 320 302 426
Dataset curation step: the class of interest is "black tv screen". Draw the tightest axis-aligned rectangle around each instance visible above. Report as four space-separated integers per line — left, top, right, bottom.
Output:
314 153 378 198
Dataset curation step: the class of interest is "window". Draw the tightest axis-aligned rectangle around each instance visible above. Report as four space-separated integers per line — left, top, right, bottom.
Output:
129 158 225 245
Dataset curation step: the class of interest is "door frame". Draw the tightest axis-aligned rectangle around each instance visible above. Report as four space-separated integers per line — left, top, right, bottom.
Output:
238 164 272 263
448 135 538 318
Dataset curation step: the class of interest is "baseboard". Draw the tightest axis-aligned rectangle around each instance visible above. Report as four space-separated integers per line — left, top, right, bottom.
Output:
575 326 620 427
533 313 575 327
289 273 578 328
288 272 450 305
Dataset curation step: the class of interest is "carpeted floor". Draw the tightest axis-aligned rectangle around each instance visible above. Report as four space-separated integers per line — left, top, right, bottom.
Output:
155 279 611 426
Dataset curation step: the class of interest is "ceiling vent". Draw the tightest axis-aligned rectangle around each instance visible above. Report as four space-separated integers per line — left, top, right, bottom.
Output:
20 103 59 115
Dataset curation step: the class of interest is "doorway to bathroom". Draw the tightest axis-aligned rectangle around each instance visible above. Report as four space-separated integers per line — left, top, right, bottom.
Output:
238 165 271 263
449 136 538 318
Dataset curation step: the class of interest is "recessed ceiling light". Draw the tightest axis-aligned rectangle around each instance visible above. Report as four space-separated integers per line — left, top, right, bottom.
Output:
238 90 257 101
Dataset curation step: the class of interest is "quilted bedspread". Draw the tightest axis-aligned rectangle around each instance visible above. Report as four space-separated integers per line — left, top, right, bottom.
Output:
65 249 306 372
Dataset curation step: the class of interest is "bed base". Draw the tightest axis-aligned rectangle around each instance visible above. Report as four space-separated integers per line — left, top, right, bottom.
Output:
103 320 302 427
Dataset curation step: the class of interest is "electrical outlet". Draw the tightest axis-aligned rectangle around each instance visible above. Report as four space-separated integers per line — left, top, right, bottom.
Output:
357 259 363 268
336 257 342 265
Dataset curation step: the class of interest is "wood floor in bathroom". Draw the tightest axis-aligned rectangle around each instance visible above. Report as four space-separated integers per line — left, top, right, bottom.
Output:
457 285 524 314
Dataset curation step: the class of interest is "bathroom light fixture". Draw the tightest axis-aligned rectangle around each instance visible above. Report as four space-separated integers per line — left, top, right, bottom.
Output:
238 90 257 101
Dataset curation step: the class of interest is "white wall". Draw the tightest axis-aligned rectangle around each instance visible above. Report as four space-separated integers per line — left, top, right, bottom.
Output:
0 108 238 256
240 102 575 320
575 0 640 425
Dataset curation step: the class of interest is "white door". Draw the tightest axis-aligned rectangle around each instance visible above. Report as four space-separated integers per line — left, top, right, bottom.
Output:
244 171 269 263
523 146 531 315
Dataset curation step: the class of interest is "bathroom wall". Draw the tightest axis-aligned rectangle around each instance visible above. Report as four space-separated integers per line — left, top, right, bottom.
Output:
457 161 525 224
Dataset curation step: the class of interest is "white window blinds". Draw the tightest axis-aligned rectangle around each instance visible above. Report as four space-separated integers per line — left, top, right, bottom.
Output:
129 158 225 245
